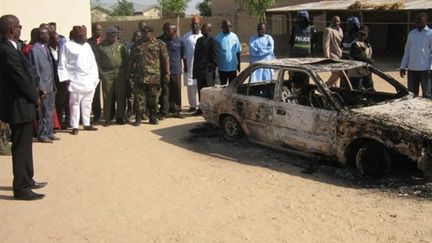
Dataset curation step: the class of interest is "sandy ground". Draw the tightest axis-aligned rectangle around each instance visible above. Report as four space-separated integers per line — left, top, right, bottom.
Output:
1 65 432 242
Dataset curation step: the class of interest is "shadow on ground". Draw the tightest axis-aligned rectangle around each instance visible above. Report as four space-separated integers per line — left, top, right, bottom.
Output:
153 121 432 200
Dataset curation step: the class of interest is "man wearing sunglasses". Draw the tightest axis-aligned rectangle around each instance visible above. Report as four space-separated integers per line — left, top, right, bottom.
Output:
0 14 47 200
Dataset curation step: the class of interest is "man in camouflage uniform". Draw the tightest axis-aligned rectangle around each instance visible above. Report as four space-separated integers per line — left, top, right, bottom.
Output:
94 26 128 126
0 121 11 155
129 26 169 126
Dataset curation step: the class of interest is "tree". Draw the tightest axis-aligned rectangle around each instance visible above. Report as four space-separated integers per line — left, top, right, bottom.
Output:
196 0 211 17
159 0 190 34
235 0 275 23
111 0 135 16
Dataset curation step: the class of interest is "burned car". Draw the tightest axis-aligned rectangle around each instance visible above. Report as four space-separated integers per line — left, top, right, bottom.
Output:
200 58 432 177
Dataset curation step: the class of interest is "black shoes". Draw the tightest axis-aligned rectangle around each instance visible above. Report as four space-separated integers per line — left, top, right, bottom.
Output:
14 190 45 201
172 113 185 119
192 109 203 116
187 107 196 112
38 138 53 143
49 135 60 141
158 113 166 121
134 114 142 127
149 116 159 125
83 125 98 131
116 119 126 125
71 128 79 135
31 181 47 189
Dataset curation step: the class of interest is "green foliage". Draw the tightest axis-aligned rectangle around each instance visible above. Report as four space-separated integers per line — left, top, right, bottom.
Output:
235 0 275 23
196 0 212 17
111 0 135 16
159 0 190 16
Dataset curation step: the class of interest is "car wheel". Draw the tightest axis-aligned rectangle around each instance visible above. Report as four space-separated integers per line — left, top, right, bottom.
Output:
355 141 391 176
221 115 241 142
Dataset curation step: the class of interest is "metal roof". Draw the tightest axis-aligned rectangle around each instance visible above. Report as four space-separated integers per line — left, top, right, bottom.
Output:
256 58 366 72
267 0 432 12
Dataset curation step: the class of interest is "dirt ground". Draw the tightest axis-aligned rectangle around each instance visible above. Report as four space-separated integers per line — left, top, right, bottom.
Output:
1 65 432 242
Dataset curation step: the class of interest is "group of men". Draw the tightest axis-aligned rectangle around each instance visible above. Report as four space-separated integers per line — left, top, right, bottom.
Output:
1 11 431 201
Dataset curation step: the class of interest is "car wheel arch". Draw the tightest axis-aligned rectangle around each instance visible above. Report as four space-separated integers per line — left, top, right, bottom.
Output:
344 137 392 176
344 137 385 164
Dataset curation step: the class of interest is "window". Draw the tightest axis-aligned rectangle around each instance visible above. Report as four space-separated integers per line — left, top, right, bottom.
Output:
237 66 280 100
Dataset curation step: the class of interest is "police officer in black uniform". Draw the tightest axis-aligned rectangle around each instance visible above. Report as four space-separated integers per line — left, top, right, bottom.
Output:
288 10 317 89
342 16 361 60
288 10 317 58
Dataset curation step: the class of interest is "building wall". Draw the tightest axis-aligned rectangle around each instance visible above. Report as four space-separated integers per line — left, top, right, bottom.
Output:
212 0 240 16
0 0 91 42
98 14 259 55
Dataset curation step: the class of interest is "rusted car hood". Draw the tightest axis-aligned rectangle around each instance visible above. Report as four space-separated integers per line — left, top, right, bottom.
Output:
350 96 432 136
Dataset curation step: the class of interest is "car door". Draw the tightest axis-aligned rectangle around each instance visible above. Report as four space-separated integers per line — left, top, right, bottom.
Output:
269 68 338 156
232 66 281 144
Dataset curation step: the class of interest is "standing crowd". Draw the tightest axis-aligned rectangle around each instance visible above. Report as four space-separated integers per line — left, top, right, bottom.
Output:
1 11 431 200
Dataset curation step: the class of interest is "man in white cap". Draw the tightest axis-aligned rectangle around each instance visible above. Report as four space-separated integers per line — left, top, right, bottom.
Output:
58 25 99 135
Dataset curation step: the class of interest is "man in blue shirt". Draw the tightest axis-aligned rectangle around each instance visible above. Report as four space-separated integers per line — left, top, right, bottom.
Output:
159 24 185 118
215 20 241 85
400 12 432 98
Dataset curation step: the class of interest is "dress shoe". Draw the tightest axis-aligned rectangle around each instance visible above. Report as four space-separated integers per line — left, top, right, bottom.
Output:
38 138 53 143
192 109 203 116
172 113 185 119
49 135 60 141
149 116 159 125
71 128 79 135
83 125 98 131
158 113 166 120
31 181 48 189
187 107 196 112
103 121 111 127
14 190 45 201
116 119 126 125
134 114 142 127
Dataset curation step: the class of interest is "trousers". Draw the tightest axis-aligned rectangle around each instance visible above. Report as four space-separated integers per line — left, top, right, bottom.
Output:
10 122 34 194
100 69 127 122
69 90 95 129
408 70 431 98
38 92 55 139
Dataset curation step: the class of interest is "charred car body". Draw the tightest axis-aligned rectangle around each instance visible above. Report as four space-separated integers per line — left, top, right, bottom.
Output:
200 58 432 177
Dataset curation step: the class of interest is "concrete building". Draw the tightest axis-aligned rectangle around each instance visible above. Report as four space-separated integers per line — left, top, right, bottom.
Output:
0 0 91 42
134 5 161 19
266 0 432 56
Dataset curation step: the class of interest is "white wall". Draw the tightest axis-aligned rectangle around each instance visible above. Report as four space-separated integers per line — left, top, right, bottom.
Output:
0 0 91 42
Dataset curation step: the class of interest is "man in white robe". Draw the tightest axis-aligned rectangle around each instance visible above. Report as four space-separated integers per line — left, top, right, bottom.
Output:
182 16 203 112
58 25 99 135
248 23 275 82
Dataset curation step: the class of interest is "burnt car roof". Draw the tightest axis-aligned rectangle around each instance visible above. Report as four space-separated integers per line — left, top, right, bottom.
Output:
256 58 366 72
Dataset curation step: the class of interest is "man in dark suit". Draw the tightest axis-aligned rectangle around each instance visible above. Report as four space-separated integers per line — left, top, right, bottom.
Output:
0 14 47 200
192 23 219 115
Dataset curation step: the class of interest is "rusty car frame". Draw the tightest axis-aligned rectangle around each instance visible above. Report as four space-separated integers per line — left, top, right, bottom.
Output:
200 58 432 178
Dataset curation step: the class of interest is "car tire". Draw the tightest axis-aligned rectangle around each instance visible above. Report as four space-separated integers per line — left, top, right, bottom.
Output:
221 115 241 142
355 141 391 176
